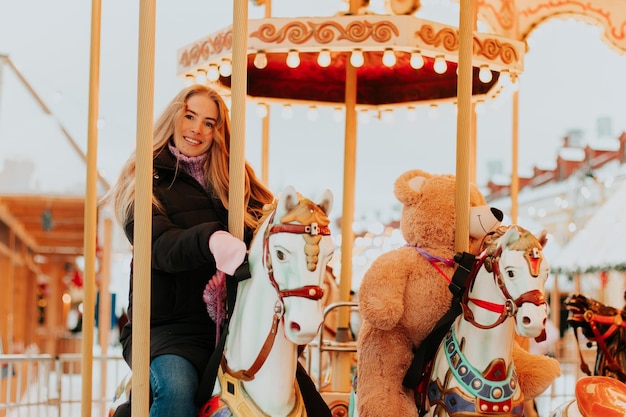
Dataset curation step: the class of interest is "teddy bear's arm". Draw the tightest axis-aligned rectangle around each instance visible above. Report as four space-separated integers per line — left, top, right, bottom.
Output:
358 250 412 330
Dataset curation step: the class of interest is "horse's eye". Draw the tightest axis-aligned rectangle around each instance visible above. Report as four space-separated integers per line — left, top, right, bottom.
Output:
507 270 515 278
275 250 286 261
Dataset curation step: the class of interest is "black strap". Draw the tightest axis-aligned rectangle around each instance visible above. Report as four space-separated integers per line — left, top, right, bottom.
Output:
195 257 250 407
450 252 475 297
402 252 476 391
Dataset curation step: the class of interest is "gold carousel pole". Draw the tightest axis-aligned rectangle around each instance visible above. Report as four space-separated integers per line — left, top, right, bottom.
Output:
510 89 520 224
98 218 113 417
455 0 475 254
229 0 248 239
80 0 102 415
469 6 478 184
132 1 156 415
333 0 360 393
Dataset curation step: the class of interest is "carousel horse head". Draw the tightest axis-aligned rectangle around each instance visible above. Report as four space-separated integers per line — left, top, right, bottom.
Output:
565 293 625 341
250 184 335 344
465 225 550 340
565 292 626 382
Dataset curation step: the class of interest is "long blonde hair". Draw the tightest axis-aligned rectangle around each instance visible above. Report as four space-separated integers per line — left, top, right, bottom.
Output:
110 84 273 231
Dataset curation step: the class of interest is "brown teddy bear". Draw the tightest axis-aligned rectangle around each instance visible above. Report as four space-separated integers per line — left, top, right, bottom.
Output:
355 169 561 417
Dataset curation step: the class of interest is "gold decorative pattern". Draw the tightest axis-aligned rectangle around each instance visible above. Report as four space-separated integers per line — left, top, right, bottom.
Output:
416 25 518 64
250 20 400 45
415 25 459 50
519 0 625 40
473 37 518 64
179 29 233 69
478 0 516 30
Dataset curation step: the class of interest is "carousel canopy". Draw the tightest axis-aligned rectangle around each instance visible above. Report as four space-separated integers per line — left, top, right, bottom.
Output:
176 14 525 108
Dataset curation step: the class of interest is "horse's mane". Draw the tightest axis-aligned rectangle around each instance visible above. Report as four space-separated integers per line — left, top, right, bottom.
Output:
480 225 544 273
254 193 331 271
481 225 542 254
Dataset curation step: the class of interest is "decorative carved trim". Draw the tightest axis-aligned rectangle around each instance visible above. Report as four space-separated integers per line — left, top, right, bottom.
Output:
179 30 233 69
249 20 400 45
474 37 519 64
416 25 519 64
519 1 626 40
415 25 459 50
478 0 516 30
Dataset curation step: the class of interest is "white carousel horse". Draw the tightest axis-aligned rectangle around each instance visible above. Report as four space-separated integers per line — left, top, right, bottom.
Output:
424 225 550 417
201 185 335 417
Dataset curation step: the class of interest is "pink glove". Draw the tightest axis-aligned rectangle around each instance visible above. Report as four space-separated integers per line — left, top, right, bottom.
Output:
208 231 247 275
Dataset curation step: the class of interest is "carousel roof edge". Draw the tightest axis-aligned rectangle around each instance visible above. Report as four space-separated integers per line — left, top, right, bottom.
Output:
176 14 526 77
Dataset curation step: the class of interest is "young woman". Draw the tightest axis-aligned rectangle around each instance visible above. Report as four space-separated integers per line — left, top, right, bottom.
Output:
110 84 330 417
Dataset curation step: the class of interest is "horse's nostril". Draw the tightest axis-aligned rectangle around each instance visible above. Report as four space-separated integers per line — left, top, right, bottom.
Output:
290 322 301 332
523 316 531 325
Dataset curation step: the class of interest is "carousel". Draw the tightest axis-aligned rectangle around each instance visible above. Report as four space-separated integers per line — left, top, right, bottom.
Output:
3 0 626 416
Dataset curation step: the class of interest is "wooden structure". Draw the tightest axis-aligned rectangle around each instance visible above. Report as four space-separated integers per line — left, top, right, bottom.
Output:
0 54 110 362
0 195 87 355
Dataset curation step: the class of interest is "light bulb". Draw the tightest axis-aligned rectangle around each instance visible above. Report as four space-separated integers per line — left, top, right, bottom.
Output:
286 50 300 68
196 69 207 85
406 106 417 121
282 104 293 119
219 59 232 77
510 73 520 91
350 49 364 68
479 65 492 83
499 70 513 88
410 51 424 69
317 50 331 67
433 56 447 74
307 106 319 121
207 64 220 82
253 52 267 69
381 109 394 123
185 74 195 86
333 107 344 123
428 104 439 119
475 100 485 114
382 49 396 67
358 109 370 124
256 103 268 119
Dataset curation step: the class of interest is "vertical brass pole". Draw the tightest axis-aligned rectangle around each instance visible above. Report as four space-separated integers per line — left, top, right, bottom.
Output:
469 5 478 185
81 0 101 415
229 0 249 240
332 0 361 394
455 0 475 254
99 218 112 417
132 1 156 415
511 90 520 224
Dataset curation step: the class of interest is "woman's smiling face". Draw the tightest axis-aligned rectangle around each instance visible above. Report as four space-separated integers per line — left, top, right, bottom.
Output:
173 94 218 157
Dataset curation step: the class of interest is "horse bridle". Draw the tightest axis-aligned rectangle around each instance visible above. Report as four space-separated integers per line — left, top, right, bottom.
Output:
222 210 331 381
569 307 626 380
462 244 548 342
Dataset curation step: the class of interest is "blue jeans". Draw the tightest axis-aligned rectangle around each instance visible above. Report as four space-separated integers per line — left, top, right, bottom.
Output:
149 354 199 417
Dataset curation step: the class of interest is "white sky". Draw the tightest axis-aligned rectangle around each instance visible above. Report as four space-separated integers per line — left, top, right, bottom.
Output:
1 0 625 217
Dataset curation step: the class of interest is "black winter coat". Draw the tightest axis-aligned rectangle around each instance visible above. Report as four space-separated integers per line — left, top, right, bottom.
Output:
119 147 257 375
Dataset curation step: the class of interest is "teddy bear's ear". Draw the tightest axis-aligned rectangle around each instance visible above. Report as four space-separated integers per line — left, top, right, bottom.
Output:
394 169 429 204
